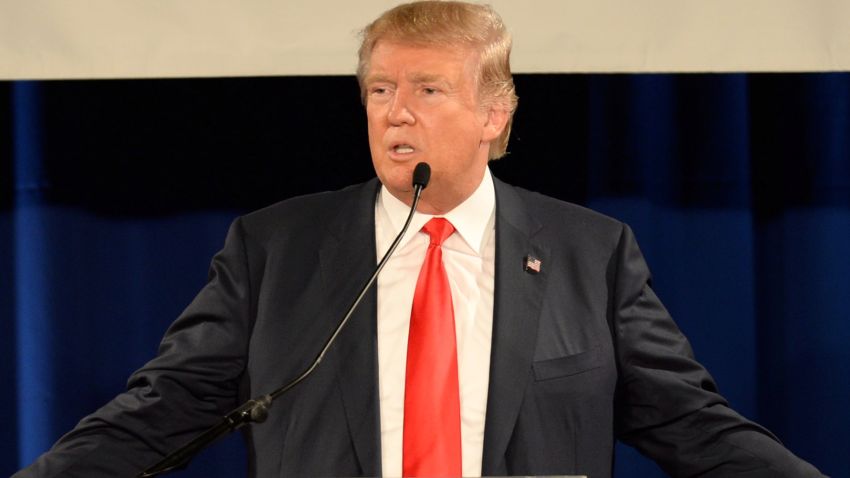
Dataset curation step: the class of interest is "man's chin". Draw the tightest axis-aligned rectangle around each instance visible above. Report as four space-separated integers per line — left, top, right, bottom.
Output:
376 166 416 190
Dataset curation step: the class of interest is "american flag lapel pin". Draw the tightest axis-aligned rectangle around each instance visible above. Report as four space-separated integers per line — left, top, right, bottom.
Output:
524 255 542 274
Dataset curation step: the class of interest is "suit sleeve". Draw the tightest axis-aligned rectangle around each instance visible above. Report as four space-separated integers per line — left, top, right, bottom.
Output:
610 224 825 477
14 217 256 478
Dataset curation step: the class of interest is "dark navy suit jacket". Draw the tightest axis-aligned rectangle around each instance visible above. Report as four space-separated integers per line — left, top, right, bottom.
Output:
17 177 823 478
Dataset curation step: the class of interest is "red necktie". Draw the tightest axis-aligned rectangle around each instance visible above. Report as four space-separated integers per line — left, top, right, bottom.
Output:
403 218 462 477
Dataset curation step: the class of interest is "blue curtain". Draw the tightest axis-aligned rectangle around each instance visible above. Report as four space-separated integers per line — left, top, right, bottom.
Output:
1 74 847 477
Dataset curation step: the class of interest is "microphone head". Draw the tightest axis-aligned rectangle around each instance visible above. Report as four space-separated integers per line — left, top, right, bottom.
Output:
412 162 431 189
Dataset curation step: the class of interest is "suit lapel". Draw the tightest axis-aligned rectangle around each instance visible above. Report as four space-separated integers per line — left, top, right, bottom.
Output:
482 179 549 474
317 179 382 476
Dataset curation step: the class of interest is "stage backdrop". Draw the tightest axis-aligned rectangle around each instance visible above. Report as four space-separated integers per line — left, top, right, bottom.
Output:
2 0 850 79
2 72 848 477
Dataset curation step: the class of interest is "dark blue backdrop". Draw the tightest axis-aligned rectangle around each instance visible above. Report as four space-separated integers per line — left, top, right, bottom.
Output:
1 73 847 477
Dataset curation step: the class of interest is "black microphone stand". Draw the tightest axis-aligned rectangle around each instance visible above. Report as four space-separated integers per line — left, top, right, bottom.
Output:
137 163 431 477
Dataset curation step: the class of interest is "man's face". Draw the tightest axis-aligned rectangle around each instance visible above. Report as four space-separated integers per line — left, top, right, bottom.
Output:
364 41 506 214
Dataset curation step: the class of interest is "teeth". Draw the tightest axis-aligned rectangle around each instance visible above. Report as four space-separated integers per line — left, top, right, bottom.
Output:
394 145 414 154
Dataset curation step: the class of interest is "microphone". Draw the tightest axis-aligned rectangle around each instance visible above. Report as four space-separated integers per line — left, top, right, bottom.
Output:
138 162 431 477
412 161 430 189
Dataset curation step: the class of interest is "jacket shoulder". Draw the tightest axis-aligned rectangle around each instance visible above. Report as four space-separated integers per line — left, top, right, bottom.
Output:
504 182 626 239
237 179 379 240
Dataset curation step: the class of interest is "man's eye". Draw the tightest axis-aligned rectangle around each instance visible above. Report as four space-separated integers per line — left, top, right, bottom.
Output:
422 87 438 95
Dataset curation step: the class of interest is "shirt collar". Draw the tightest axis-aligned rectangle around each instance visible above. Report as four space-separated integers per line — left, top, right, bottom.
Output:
378 167 496 256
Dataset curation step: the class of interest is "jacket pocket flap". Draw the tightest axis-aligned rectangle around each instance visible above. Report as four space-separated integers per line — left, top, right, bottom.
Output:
533 348 602 381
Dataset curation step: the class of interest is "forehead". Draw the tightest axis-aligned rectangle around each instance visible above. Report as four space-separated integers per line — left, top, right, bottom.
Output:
364 41 479 84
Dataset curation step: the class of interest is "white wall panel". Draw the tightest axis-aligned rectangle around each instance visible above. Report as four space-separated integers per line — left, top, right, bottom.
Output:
1 0 848 79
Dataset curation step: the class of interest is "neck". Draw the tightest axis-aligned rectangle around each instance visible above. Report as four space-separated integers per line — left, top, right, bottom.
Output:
414 195 459 215
410 168 489 215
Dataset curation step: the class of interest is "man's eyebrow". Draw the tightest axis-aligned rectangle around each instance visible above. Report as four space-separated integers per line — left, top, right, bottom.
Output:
409 73 451 87
364 74 394 85
363 72 452 89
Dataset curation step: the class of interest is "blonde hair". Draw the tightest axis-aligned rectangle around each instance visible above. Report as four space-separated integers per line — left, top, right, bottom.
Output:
358 1 518 159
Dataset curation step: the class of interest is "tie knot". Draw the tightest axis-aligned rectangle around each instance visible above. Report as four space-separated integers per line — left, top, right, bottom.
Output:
422 218 455 246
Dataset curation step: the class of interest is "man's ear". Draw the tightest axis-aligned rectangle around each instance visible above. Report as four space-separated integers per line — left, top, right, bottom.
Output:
481 105 509 143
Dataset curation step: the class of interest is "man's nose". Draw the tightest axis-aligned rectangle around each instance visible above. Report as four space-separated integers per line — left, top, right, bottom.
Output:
387 89 415 126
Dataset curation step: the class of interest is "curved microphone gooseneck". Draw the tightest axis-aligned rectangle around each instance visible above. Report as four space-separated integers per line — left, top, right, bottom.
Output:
138 162 432 477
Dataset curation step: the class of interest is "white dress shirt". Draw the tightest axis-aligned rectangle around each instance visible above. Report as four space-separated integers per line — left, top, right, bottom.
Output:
375 168 496 477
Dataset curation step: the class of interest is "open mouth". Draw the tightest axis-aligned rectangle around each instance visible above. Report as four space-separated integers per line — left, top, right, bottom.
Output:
392 144 415 154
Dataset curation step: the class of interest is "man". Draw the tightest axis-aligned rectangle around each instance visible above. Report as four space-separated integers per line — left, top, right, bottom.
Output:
16 2 824 477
